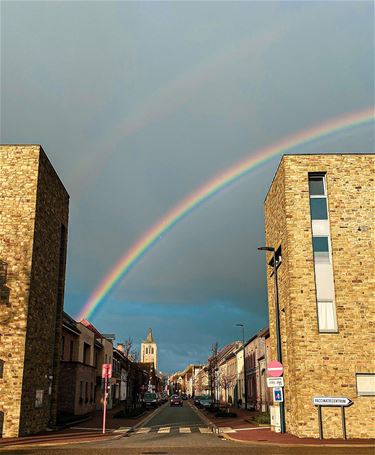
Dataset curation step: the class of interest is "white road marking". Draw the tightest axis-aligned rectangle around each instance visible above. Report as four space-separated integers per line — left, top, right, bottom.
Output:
199 427 211 433
179 427 191 433
219 427 236 433
157 427 170 433
137 427 151 434
113 427 131 433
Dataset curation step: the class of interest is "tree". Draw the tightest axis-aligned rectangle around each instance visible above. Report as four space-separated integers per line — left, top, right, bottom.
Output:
123 337 133 358
130 348 139 362
219 370 237 409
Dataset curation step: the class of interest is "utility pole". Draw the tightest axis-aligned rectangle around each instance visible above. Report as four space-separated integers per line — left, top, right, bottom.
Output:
258 246 286 433
236 323 248 410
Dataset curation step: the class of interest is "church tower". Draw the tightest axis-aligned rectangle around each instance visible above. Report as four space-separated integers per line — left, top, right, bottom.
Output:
141 328 158 370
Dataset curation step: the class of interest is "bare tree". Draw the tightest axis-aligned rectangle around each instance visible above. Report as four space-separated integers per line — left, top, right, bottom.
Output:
130 348 139 362
123 337 133 358
219 371 237 409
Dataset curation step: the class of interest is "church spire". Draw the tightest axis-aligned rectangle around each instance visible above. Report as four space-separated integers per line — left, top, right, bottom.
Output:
146 327 154 343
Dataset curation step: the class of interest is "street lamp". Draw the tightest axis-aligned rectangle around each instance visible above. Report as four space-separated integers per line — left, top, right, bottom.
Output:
236 323 248 411
257 246 286 433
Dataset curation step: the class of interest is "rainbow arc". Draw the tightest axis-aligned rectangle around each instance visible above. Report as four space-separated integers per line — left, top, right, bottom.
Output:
77 107 374 321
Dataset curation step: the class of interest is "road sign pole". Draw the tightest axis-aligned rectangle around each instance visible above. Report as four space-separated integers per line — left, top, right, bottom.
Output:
341 407 346 440
273 253 286 434
318 406 323 439
102 375 108 434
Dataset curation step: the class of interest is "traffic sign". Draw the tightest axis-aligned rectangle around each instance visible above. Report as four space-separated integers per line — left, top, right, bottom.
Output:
313 397 353 407
267 377 284 388
267 360 283 377
273 387 283 403
102 363 112 379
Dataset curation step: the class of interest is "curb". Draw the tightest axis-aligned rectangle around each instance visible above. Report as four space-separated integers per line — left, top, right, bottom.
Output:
244 419 270 427
0 433 123 451
222 432 375 448
187 402 219 435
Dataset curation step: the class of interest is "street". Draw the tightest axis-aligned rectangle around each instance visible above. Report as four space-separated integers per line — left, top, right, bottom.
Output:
1 402 373 455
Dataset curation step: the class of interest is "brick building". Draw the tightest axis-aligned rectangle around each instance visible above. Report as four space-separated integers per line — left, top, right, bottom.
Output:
244 327 271 412
58 315 101 418
0 145 69 437
264 154 375 438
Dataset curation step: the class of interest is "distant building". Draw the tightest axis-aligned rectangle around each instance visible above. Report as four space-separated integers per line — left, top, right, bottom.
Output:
264 154 375 438
140 328 158 370
244 327 271 412
0 145 69 437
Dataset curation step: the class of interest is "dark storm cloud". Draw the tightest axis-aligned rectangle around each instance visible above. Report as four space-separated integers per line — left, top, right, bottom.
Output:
1 1 374 371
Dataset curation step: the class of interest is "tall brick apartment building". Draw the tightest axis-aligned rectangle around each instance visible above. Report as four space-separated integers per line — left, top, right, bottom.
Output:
264 154 374 439
0 145 69 437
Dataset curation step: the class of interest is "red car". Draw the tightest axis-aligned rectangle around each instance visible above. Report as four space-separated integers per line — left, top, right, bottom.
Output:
170 395 183 407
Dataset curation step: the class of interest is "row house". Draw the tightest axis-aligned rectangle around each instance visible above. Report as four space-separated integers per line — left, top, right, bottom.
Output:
210 341 241 404
194 366 210 396
57 313 154 420
244 327 271 411
168 365 204 397
58 314 101 418
172 330 272 411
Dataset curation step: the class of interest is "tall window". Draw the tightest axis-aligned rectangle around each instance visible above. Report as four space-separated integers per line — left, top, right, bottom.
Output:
83 343 91 365
61 336 65 360
69 340 74 361
309 175 328 220
309 173 338 333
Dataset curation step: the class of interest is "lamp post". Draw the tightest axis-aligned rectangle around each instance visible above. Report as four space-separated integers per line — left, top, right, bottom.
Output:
258 246 285 433
236 323 248 411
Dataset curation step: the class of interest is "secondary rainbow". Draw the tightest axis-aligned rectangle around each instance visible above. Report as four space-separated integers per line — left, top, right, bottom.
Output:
77 107 374 321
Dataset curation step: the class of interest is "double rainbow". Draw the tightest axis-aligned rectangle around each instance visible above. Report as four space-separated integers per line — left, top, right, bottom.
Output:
77 107 374 321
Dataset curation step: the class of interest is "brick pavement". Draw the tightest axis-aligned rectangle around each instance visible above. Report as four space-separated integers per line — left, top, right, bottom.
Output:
198 404 375 447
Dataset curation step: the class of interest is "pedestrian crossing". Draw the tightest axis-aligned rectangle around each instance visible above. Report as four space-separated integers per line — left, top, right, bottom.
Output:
131 426 213 435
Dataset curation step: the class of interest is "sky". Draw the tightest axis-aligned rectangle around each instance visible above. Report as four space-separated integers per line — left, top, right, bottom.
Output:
1 1 374 374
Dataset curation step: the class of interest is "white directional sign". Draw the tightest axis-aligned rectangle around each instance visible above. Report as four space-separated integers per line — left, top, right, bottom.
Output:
313 397 353 407
267 377 284 388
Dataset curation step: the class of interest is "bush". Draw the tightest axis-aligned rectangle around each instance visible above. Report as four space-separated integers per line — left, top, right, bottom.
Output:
207 405 220 413
215 411 237 418
251 412 270 424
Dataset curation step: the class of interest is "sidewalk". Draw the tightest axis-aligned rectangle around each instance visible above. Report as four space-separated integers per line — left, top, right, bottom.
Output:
0 405 152 449
198 404 375 447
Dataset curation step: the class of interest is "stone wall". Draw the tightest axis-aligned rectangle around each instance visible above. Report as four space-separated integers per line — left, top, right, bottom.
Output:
0 145 69 437
264 154 375 439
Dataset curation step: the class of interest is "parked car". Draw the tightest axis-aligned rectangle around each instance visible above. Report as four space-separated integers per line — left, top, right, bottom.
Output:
199 396 213 409
161 392 169 403
170 395 183 407
143 392 158 408
193 395 203 407
181 393 188 400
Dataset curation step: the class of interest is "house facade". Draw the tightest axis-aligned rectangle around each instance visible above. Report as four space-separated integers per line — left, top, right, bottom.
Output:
264 154 375 438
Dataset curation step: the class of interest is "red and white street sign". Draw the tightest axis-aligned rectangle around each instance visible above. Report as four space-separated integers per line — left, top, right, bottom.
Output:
101 363 112 379
267 360 283 377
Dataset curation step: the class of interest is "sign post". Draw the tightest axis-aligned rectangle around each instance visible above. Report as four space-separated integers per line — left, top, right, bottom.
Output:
102 364 112 434
313 397 353 440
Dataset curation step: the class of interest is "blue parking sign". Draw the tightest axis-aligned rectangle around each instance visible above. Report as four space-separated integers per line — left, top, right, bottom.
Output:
273 387 283 403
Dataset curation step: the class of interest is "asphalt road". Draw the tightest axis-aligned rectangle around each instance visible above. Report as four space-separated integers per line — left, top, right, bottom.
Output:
0 403 373 454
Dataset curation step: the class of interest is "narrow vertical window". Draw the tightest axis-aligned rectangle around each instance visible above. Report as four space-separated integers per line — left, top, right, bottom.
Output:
308 173 338 333
309 175 328 220
69 340 74 361
61 336 65 360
